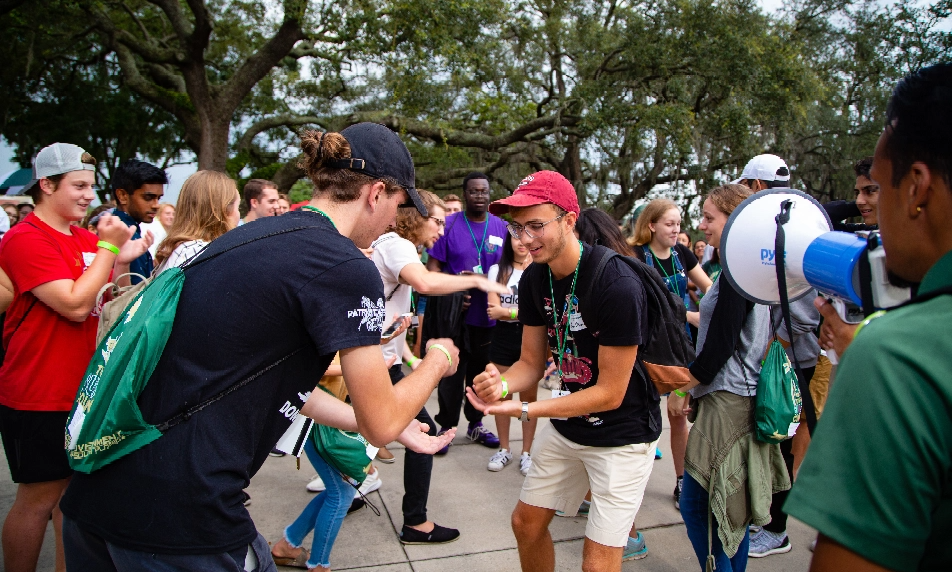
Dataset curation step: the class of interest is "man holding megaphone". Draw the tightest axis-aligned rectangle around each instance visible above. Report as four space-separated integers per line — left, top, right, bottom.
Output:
785 63 952 572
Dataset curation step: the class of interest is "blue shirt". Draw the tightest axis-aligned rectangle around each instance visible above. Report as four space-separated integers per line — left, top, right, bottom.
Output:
114 209 153 284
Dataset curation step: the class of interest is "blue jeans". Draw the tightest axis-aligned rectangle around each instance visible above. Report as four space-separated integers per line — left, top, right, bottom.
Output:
284 439 356 568
679 472 750 572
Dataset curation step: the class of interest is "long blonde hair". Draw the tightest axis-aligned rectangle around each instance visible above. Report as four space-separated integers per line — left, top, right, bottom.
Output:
628 199 679 247
154 171 238 267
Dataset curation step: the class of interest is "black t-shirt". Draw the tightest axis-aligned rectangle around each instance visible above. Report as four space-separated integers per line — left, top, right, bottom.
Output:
60 211 385 554
519 244 661 447
633 243 698 278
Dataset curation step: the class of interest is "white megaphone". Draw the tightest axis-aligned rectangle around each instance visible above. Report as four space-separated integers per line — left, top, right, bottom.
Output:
720 188 912 362
720 189 832 305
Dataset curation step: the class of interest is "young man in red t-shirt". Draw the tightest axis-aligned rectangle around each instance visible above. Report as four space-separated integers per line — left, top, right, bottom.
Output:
0 143 147 572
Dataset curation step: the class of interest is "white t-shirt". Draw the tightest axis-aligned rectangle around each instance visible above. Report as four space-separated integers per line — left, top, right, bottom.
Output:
140 221 168 257
487 264 523 322
155 239 208 274
371 232 424 363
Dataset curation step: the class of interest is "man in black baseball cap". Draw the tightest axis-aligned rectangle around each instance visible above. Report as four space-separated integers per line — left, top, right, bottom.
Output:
60 123 458 571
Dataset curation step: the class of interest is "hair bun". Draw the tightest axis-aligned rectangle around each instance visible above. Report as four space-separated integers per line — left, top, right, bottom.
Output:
299 130 351 179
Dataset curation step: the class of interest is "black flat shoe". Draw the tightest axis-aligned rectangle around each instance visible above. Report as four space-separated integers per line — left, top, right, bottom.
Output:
399 523 460 545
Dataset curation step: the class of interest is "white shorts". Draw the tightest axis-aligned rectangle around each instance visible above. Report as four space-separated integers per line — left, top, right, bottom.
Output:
519 423 657 547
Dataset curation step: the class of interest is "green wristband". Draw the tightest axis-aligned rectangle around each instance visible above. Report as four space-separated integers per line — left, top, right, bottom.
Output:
509 308 517 320
673 389 688 398
428 343 452 367
97 240 120 255
405 356 419 367
500 378 509 399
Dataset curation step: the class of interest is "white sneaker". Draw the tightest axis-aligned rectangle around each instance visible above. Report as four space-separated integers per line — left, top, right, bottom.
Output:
306 474 326 493
519 452 532 476
358 470 382 495
488 449 513 471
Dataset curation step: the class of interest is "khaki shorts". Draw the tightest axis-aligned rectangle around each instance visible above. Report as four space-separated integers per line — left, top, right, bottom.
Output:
520 423 657 547
810 354 834 419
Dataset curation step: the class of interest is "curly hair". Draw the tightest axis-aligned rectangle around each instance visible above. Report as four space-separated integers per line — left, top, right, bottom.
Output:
394 190 444 244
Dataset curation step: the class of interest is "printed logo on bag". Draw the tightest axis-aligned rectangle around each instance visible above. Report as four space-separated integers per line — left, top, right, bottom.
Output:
348 296 385 332
101 334 122 365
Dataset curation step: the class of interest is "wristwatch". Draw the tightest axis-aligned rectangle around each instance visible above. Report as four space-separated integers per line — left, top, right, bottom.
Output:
520 402 530 423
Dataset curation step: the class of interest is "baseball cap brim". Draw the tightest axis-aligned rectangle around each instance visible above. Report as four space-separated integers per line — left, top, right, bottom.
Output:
399 186 428 217
489 193 551 216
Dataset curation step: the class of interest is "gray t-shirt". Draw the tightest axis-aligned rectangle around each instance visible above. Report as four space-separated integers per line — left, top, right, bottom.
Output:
691 276 771 399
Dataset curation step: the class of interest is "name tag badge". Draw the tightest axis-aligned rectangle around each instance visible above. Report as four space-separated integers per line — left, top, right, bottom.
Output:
473 265 483 274
82 252 97 269
569 311 586 331
488 235 504 247
551 388 571 420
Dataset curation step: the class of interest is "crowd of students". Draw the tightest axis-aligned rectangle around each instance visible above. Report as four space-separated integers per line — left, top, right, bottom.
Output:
0 63 950 572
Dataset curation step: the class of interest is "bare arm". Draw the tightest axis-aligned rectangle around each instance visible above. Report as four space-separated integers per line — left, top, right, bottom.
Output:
810 536 894 572
399 263 508 296
426 257 442 272
687 265 712 294
30 214 134 322
339 339 459 446
0 267 13 314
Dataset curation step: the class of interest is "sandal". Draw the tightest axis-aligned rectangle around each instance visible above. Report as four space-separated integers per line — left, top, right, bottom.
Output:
271 547 310 569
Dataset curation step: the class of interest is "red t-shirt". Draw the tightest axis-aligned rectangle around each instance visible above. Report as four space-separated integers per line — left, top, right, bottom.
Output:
0 213 101 411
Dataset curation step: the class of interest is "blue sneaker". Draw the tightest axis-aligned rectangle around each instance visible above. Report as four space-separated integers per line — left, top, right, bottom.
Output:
655 446 663 460
623 532 648 561
555 500 590 518
467 422 500 448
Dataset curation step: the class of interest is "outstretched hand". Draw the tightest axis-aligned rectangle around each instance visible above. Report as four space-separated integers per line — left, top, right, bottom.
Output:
117 229 154 265
466 387 523 417
396 420 456 454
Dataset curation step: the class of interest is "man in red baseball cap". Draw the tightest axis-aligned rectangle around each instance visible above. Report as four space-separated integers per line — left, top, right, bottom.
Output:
469 171 661 570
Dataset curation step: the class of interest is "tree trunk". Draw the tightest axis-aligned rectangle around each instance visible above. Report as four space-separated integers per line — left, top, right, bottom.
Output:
196 113 231 172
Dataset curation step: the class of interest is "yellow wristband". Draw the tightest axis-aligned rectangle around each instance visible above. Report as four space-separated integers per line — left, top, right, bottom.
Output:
97 240 120 255
428 343 452 367
500 378 509 399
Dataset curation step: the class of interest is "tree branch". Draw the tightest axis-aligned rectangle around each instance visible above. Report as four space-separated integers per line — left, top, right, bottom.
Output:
343 112 578 151
237 115 327 152
219 0 307 112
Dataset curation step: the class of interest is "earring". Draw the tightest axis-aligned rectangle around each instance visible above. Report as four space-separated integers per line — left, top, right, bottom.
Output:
917 207 922 213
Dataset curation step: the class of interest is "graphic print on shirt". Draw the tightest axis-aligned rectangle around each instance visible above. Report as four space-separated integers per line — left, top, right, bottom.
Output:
348 296 385 332
544 294 593 387
500 283 519 307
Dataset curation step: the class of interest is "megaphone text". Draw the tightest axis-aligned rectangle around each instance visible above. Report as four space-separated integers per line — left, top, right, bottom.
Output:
760 249 786 266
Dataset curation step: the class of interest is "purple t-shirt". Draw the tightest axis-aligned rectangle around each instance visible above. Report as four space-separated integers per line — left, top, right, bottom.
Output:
428 211 508 327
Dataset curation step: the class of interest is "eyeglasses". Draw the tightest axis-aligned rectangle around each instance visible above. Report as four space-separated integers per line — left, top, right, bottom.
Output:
429 216 446 228
507 213 565 239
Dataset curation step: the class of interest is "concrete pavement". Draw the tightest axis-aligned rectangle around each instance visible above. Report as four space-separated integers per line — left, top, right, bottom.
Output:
3 392 817 571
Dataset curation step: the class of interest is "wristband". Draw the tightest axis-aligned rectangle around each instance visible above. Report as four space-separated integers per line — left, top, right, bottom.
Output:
428 343 453 367
405 356 419 368
509 308 517 320
500 378 509 399
97 240 120 255
673 389 688 398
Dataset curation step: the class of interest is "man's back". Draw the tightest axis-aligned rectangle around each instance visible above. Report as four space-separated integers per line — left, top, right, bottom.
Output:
60 211 385 554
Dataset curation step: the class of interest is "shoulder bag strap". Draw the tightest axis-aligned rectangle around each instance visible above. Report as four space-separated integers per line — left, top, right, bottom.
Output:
154 348 304 432
776 200 818 433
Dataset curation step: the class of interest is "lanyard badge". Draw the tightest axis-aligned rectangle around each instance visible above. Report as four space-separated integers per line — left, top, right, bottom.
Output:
547 242 583 386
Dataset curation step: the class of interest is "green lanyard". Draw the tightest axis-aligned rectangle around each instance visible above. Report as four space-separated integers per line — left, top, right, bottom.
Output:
301 206 336 229
463 214 489 272
652 247 680 298
547 241 583 380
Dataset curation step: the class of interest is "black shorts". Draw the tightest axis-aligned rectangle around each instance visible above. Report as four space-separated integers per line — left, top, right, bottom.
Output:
0 404 72 483
489 321 523 367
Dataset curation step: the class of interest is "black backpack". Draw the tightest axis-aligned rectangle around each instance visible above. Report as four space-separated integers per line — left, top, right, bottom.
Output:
582 245 695 394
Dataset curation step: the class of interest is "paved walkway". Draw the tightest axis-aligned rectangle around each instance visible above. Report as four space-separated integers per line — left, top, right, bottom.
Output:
2 393 816 571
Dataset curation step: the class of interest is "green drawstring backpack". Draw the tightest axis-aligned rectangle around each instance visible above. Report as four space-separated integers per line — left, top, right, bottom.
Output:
65 226 317 473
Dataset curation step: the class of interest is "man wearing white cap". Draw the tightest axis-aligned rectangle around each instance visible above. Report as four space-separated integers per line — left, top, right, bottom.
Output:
0 143 147 572
732 154 792 190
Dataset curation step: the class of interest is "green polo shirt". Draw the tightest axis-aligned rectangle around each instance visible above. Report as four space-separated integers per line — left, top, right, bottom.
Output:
785 250 952 572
